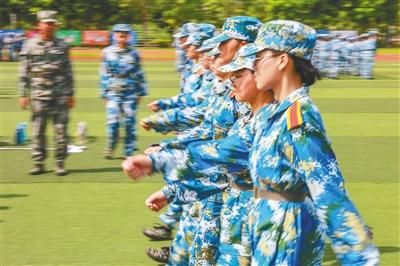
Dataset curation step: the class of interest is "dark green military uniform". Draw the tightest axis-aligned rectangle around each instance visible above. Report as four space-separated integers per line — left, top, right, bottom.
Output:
19 10 74 174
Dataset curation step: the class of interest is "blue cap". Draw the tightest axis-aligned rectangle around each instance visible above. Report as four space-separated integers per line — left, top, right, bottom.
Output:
219 44 257 72
206 16 262 44
240 20 317 61
183 23 216 46
205 46 220 57
112 24 132 32
195 36 219 52
173 23 199 38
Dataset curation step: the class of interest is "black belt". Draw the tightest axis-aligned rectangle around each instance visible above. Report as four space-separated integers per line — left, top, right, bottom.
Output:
254 187 306 202
229 180 253 191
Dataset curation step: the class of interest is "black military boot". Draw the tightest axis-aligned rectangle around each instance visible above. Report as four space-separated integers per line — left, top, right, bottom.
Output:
55 161 67 176
143 224 173 241
29 164 45 175
146 246 170 263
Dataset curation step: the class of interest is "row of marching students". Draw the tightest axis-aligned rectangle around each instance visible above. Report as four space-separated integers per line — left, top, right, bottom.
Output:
122 16 380 266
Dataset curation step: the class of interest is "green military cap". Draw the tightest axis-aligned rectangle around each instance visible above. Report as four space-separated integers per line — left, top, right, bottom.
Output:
37 10 59 23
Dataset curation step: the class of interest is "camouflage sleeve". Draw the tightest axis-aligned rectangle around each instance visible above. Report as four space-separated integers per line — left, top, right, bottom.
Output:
132 50 147 96
64 46 74 96
159 119 213 149
141 106 205 134
291 123 379 264
18 40 31 97
149 150 227 204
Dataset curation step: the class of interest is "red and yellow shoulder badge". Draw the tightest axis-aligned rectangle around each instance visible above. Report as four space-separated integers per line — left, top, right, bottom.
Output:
286 101 304 130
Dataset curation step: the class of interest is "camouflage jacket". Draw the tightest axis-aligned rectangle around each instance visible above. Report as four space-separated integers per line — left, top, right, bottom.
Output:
19 35 74 100
100 44 147 99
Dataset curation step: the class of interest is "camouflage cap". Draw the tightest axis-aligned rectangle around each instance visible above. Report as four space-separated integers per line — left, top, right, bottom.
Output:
195 37 219 52
206 16 262 44
173 23 199 38
240 20 317 61
205 46 220 57
183 23 216 46
37 10 58 23
112 24 132 32
219 44 256 72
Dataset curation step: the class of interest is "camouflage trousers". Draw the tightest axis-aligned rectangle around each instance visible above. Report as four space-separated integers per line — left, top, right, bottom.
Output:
168 202 200 266
30 98 69 164
190 192 224 266
160 202 183 228
106 99 138 156
217 187 253 266
360 51 374 79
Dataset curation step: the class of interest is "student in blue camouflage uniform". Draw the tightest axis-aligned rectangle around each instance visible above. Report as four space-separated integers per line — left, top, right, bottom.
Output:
350 35 361 76
147 23 199 114
141 47 217 134
132 16 261 265
146 24 216 112
143 24 217 247
123 45 275 265
236 20 379 265
360 32 377 79
141 37 219 134
172 28 187 74
100 24 147 159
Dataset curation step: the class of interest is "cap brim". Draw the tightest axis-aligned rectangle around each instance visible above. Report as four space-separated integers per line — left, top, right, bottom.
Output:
206 33 231 45
174 33 189 38
219 62 243 73
195 46 210 52
205 48 220 56
239 43 265 57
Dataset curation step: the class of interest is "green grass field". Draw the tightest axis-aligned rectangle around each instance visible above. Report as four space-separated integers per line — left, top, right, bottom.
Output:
1 59 399 265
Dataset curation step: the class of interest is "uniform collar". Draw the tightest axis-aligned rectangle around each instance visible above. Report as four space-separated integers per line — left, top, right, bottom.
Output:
268 86 309 120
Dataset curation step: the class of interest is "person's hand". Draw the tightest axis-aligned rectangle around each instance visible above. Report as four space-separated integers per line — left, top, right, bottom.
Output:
121 154 153 180
19 97 29 109
67 96 75 109
140 120 151 131
144 145 161 155
145 190 168 212
147 101 160 112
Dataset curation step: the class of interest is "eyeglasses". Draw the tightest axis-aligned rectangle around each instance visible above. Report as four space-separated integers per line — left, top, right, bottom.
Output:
254 54 278 68
230 70 252 87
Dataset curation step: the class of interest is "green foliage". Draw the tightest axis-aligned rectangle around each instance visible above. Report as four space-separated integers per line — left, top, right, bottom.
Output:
0 0 399 46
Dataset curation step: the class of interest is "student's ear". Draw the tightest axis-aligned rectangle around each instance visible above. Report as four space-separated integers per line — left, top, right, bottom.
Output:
278 53 290 71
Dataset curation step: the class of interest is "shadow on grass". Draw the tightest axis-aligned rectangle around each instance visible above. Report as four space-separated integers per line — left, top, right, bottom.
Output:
323 245 400 264
0 194 28 198
379 246 400 254
0 206 11 210
68 167 122 174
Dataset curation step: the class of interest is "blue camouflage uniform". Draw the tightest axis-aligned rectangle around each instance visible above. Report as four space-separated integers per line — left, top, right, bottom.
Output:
100 24 147 157
141 38 220 134
360 32 377 79
173 23 199 92
148 47 269 266
157 24 216 237
156 24 216 110
152 17 261 265
239 20 379 265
